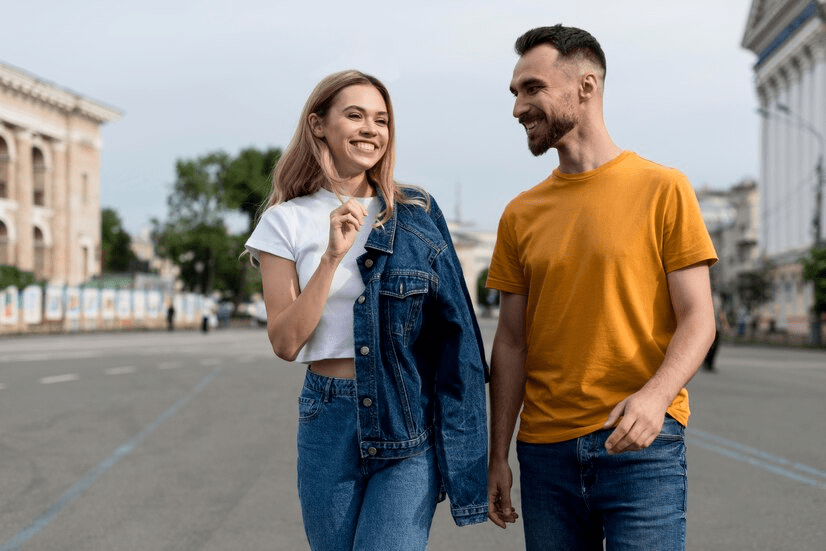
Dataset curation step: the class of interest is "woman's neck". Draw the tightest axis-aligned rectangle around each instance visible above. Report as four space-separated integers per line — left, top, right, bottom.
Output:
326 174 376 198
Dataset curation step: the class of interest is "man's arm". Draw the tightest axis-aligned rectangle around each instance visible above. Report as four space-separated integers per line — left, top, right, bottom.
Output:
488 291 528 528
603 262 715 453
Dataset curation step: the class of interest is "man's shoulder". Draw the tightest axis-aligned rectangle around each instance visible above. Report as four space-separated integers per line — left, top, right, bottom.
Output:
623 152 687 184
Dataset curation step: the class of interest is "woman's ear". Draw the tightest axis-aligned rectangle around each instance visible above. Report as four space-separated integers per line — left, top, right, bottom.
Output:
308 113 325 138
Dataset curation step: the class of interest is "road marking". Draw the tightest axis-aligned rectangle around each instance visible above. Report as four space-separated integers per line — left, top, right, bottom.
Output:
158 361 182 370
689 428 826 490
0 384 6 390
39 374 79 385
0 367 222 551
105 366 136 376
200 358 221 366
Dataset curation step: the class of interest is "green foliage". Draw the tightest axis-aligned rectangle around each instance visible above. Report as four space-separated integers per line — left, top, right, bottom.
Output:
0 265 37 289
476 268 499 308
800 244 826 315
736 261 774 313
153 149 270 299
101 207 139 273
223 147 281 233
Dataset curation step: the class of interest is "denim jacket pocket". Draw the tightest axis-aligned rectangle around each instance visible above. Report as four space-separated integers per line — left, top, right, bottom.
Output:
378 271 430 342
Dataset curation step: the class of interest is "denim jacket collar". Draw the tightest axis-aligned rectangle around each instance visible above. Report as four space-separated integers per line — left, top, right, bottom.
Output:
364 191 395 254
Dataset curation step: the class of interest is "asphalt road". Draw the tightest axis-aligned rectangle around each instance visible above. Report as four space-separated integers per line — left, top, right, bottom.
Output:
0 322 823 550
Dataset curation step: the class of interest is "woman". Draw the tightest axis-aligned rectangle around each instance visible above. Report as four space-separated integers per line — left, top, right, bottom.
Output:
245 70 488 550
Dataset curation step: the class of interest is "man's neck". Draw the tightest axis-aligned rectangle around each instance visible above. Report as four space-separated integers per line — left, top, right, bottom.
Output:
556 125 623 175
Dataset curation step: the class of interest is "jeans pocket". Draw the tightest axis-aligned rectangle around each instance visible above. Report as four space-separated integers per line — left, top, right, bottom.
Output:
298 390 322 423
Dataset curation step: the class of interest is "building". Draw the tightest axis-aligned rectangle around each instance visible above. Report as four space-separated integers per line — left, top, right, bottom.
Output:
0 61 121 285
698 180 761 313
742 0 826 334
448 219 497 311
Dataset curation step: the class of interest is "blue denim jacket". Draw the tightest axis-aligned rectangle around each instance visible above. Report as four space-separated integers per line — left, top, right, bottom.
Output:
353 191 489 526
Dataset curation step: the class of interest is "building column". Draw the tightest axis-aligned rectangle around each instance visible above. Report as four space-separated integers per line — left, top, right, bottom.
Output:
14 129 33 272
812 36 826 246
51 141 68 285
788 60 803 250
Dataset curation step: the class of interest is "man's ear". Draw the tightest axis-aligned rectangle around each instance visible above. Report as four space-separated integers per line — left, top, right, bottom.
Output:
309 113 325 138
579 72 598 101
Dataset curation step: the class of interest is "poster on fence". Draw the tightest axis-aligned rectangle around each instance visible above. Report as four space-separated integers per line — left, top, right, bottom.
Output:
65 287 81 320
147 291 161 319
101 289 116 320
116 290 132 320
45 285 63 321
83 288 100 327
2 286 19 325
23 285 42 325
132 290 146 320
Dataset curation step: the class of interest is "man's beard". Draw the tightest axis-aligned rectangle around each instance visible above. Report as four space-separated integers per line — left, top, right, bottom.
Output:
525 112 577 156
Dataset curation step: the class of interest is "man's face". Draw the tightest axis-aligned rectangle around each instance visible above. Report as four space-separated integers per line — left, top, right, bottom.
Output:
510 45 578 156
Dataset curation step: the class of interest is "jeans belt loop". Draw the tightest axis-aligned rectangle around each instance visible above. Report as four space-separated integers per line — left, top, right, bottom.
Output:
323 376 334 403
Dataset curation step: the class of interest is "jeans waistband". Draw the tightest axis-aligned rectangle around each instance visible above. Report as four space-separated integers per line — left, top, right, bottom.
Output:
303 369 357 399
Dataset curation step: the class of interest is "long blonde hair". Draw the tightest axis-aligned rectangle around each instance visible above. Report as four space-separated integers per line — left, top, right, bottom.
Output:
264 70 427 225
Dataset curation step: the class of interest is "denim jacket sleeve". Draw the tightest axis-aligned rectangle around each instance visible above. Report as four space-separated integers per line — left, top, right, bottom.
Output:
428 198 490 526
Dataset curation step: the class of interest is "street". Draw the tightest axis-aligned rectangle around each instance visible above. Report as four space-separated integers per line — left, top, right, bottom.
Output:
0 321 824 550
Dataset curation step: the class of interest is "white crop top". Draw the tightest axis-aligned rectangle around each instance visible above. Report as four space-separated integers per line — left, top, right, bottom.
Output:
245 188 380 364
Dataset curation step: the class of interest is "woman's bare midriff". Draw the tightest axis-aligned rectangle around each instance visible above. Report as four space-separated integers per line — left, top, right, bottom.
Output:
309 358 355 379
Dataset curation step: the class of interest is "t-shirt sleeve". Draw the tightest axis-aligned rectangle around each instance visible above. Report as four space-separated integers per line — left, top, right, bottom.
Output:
662 173 718 273
486 209 528 295
244 205 296 267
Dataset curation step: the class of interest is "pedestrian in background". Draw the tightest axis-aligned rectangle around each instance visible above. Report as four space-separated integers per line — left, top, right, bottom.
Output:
485 25 717 550
245 70 488 551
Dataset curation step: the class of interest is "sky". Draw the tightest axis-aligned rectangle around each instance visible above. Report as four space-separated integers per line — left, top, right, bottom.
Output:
1 0 761 235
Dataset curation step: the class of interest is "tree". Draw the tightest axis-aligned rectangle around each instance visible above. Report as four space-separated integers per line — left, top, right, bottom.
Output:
221 147 280 309
222 147 281 233
735 260 774 314
101 207 138 273
800 244 826 346
0 265 37 289
153 151 231 294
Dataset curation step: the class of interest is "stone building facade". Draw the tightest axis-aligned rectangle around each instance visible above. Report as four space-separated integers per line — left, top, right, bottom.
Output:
0 61 121 285
742 0 826 334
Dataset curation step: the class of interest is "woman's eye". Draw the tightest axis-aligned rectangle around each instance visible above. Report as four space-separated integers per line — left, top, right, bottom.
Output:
348 112 361 120
376 118 388 126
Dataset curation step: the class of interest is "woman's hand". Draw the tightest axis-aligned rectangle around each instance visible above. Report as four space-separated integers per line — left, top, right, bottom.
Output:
325 199 368 261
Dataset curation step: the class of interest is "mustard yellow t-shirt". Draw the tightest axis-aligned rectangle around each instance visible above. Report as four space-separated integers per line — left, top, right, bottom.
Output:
486 151 717 444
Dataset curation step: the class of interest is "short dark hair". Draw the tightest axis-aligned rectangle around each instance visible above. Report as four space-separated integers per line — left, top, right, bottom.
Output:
515 25 607 78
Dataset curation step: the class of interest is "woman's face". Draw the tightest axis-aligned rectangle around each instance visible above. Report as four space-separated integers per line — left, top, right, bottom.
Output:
312 84 389 179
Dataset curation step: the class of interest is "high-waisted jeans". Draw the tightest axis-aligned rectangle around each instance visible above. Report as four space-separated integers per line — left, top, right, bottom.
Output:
517 416 687 551
296 370 439 551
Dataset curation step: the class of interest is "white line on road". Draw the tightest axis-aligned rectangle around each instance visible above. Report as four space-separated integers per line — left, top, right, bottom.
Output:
39 374 79 385
200 358 221 366
158 361 182 370
105 366 136 376
0 384 6 390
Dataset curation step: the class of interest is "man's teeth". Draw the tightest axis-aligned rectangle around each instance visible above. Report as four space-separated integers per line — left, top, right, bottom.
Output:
525 121 538 130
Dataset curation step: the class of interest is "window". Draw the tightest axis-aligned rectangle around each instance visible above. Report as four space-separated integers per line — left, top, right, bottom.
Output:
33 226 49 280
0 221 8 265
32 147 46 206
0 137 9 199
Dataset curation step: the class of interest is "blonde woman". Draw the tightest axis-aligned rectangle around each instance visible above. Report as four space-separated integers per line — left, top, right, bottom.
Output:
245 70 488 551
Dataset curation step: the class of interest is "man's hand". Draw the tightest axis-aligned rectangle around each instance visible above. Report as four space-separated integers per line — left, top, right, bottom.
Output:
488 458 519 528
602 388 670 454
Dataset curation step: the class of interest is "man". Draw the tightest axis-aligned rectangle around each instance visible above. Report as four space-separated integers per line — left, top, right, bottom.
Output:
486 25 717 551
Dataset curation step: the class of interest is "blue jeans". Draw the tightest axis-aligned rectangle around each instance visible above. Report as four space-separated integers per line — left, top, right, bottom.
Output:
517 416 687 551
296 370 439 551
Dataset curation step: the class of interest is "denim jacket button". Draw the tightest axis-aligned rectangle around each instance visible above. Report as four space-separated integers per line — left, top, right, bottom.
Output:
357 295 366 304
362 397 373 407
364 258 374 268
367 447 377 456
360 346 370 356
